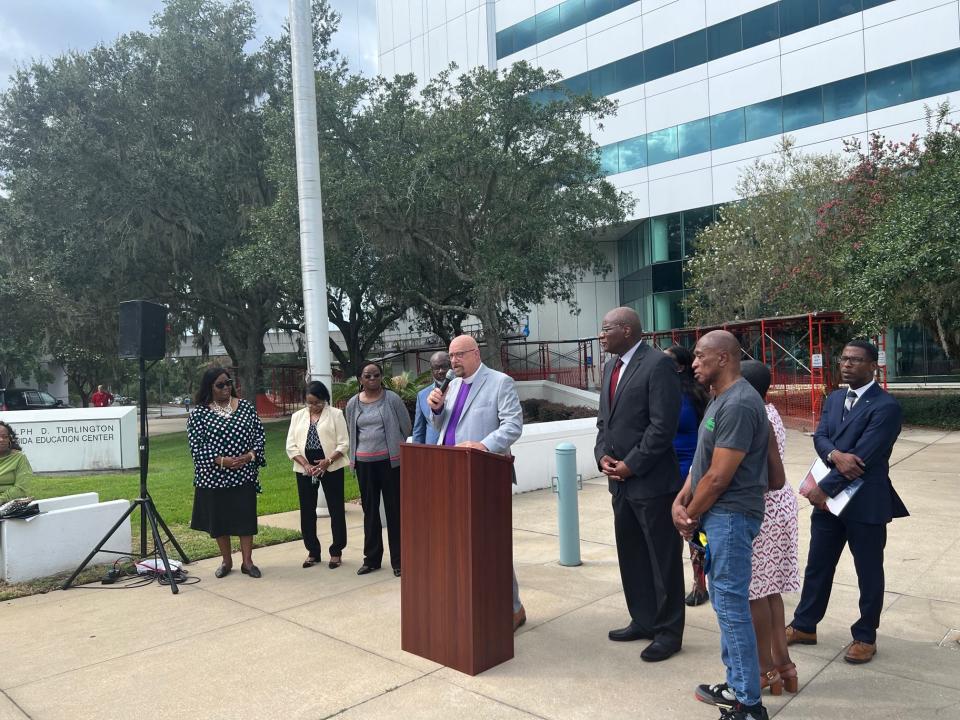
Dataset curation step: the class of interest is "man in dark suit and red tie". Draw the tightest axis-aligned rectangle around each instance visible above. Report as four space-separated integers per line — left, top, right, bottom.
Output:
594 307 684 662
787 339 908 665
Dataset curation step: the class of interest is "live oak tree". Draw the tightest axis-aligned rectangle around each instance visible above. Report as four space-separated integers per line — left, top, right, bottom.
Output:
321 63 632 368
821 104 960 361
685 138 849 325
248 70 415 380
0 0 339 398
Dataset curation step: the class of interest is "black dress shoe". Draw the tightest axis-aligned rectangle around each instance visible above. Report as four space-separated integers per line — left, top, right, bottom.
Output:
641 640 680 662
608 623 653 642
356 564 380 576
241 564 261 579
393 568 401 577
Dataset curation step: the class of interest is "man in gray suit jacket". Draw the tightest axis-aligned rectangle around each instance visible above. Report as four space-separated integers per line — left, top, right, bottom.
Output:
595 307 684 662
428 334 526 630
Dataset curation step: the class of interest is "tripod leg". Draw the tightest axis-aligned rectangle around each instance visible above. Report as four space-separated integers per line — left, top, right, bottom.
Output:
62 500 139 590
145 494 191 564
143 500 179 595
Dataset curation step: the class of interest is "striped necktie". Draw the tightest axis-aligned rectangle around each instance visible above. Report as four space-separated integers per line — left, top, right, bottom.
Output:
842 389 858 421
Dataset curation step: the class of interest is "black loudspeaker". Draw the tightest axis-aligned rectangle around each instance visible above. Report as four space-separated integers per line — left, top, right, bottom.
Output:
118 300 167 360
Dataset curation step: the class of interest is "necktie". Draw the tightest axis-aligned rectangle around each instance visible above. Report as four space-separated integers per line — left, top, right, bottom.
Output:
608 359 624 407
842 389 857 421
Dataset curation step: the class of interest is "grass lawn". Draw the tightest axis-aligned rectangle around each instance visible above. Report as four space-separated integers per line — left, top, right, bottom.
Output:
0 419 360 600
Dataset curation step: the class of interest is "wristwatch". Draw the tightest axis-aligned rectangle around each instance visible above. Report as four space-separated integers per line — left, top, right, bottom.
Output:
826 450 836 465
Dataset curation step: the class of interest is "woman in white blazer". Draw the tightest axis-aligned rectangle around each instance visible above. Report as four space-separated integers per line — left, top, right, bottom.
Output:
285 381 350 569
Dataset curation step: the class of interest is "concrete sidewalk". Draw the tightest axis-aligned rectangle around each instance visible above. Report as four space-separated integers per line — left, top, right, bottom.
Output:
0 428 957 719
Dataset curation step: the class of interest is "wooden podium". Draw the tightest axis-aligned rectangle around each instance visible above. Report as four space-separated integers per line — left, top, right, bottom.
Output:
400 443 514 675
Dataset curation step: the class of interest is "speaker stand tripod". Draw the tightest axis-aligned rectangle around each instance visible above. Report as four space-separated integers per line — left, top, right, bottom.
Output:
63 358 190 594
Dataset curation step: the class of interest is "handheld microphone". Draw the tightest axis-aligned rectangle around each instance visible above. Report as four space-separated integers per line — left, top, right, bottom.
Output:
437 369 456 393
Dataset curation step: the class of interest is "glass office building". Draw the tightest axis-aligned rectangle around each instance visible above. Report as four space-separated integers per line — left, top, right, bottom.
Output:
376 1 960 367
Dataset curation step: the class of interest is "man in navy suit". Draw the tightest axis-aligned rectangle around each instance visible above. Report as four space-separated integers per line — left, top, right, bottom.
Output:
787 340 908 665
412 351 450 445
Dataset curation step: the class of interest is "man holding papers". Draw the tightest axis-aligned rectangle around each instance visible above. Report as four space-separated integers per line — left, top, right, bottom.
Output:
787 340 908 665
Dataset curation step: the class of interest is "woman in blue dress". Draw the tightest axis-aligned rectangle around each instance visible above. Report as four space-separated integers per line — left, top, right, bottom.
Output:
664 345 710 606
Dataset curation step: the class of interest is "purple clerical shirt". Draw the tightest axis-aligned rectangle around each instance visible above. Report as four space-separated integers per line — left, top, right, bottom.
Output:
441 381 472 446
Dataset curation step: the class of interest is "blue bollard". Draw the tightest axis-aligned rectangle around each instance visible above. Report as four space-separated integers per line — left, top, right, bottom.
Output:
553 442 582 567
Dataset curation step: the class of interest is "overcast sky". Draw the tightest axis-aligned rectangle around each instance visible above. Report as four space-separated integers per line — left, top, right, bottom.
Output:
0 0 378 91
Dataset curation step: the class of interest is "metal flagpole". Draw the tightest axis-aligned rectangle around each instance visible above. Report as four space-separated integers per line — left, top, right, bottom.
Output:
290 0 332 517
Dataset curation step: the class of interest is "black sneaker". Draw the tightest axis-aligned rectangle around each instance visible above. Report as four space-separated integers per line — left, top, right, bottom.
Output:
685 588 709 606
719 702 769 720
695 682 736 708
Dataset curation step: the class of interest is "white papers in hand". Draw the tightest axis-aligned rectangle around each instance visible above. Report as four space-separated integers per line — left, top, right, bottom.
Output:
799 458 862 516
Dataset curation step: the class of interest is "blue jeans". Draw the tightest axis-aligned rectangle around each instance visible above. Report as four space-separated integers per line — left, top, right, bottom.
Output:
702 507 762 707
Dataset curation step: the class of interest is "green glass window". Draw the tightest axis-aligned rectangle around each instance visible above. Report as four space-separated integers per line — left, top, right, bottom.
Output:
645 43 675 82
590 64 617 96
675 30 708 71
782 86 823 130
780 0 819 35
708 17 742 62
745 97 783 140
536 5 561 43
652 257 682 290
496 30 514 58
822 75 865 121
600 145 619 175
742 4 779 50
653 290 685 330
682 206 715 256
818 0 861 24
866 62 913 111
563 74 590 96
618 136 648 172
710 107 746 149
649 217 678 264
559 0 589 32
678 118 711 157
514 17 537 49
585 0 616 18
617 226 642 277
615 53 645 91
647 127 678 165
912 49 960 100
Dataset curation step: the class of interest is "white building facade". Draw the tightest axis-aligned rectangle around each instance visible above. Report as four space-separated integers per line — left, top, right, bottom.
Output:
376 0 960 375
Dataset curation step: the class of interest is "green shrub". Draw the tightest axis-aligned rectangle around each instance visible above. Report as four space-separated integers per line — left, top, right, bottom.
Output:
893 392 960 430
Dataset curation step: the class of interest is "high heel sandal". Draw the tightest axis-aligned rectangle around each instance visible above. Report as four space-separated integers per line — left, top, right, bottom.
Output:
761 668 783 696
776 662 799 693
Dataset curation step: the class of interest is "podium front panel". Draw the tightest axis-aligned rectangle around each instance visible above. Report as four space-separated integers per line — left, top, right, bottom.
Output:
400 444 514 675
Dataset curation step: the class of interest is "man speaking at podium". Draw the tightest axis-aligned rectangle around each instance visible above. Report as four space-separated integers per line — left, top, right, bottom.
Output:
428 334 526 631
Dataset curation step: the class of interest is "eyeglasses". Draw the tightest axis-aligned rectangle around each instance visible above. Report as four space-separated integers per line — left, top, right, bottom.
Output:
599 324 624 334
449 349 478 361
362 373 381 380
837 356 870 365
214 379 234 389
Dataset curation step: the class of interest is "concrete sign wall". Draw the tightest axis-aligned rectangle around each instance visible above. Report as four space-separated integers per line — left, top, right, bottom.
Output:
0 407 138 472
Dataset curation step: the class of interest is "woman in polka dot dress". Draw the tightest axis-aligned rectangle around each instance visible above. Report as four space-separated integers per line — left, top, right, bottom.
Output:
741 361 800 697
188 367 266 579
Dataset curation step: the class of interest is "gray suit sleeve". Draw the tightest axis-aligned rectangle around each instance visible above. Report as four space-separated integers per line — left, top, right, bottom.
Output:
481 375 523 455
622 355 681 476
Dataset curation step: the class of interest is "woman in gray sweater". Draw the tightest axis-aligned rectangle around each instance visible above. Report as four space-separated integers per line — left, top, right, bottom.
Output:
344 362 412 577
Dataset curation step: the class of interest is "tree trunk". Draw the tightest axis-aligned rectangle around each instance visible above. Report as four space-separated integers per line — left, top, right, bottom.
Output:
219 322 267 405
476 299 504 371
